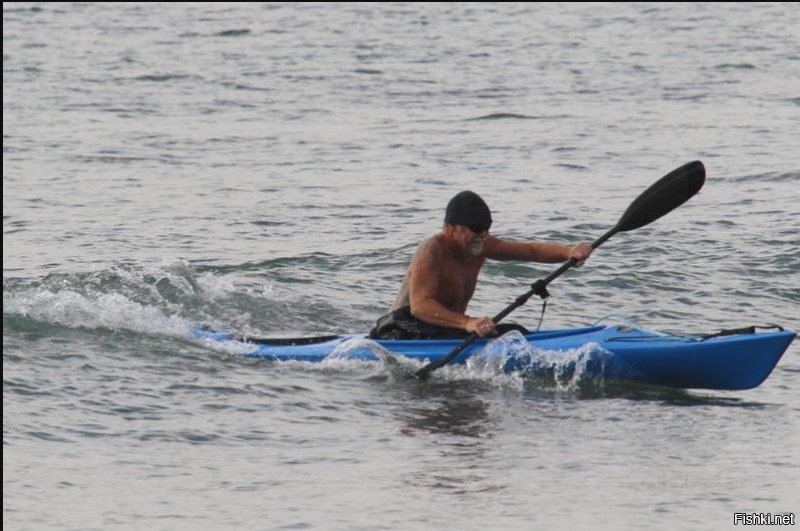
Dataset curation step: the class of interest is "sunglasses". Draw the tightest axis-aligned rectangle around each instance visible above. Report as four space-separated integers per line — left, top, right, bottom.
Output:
466 223 491 234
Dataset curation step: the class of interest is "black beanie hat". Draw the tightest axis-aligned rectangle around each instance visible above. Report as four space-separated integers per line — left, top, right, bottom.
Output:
444 191 492 232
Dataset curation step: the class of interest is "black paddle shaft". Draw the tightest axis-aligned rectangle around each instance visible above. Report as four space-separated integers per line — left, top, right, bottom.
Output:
415 161 706 379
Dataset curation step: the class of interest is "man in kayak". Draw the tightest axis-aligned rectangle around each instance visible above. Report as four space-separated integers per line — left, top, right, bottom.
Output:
370 190 593 340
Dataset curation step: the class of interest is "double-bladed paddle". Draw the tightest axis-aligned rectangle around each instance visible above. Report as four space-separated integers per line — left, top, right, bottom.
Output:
415 160 706 379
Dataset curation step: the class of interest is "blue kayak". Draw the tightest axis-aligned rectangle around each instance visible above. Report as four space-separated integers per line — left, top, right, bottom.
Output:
194 325 795 390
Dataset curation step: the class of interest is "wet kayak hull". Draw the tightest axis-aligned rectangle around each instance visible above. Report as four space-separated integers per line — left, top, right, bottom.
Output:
194 325 795 390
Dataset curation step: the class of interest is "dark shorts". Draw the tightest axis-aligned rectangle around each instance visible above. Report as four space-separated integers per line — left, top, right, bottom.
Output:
368 306 528 340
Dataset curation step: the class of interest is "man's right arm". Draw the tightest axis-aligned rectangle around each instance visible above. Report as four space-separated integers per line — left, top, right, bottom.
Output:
407 239 495 336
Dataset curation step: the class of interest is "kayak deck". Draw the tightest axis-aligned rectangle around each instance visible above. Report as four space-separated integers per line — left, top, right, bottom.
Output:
193 325 796 390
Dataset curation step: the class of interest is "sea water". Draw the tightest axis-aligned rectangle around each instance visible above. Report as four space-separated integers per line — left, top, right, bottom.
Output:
4 3 799 530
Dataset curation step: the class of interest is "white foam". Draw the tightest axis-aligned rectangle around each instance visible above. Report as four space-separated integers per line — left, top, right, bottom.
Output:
197 336 259 356
464 331 607 392
4 287 194 338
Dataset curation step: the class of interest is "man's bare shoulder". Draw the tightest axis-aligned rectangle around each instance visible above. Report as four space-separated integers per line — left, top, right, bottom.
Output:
413 234 445 261
482 234 510 254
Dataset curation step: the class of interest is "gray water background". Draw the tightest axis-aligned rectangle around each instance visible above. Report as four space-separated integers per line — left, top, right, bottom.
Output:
4 3 800 530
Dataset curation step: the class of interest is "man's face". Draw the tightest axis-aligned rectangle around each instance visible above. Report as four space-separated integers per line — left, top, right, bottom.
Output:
457 225 489 255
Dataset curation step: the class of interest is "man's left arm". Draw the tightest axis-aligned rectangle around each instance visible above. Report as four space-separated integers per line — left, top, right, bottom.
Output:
486 236 592 266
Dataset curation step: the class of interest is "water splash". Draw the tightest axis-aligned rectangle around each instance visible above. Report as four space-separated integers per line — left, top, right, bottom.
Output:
465 331 609 392
4 286 195 337
1 258 309 340
3 259 214 338
323 338 419 380
313 332 613 391
195 335 260 357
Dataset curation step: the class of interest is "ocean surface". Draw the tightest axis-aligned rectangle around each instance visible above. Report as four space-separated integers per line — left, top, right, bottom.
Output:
4 2 799 530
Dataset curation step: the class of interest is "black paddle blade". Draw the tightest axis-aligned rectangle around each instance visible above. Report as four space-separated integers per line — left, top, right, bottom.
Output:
615 161 705 233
